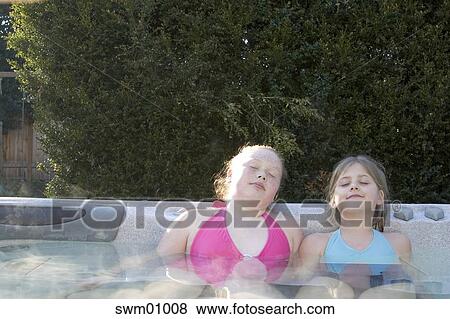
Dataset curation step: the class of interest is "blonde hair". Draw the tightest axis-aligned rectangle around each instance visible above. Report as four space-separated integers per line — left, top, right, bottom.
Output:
213 145 287 200
325 155 390 231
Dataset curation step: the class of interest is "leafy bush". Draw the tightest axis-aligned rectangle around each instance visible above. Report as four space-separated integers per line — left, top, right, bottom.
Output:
6 0 449 203
1 4 32 130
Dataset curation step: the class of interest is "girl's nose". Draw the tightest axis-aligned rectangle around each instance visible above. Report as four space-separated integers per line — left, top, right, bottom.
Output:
350 184 359 190
257 173 266 181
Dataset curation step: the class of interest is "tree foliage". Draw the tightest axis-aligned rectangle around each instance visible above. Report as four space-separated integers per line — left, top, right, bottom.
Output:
6 0 450 202
1 3 29 130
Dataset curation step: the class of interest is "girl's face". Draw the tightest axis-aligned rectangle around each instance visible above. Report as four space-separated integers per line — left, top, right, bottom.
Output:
227 148 282 210
332 163 384 215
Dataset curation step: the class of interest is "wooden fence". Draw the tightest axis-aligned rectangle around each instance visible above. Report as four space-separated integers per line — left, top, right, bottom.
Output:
1 70 51 182
0 118 52 181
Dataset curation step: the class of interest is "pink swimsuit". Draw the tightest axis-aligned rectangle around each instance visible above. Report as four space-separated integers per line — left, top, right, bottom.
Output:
185 201 291 283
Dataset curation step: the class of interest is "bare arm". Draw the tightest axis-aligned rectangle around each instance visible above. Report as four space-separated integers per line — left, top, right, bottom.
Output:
298 232 329 270
385 232 412 262
156 211 193 257
279 233 327 282
284 227 304 257
293 229 305 254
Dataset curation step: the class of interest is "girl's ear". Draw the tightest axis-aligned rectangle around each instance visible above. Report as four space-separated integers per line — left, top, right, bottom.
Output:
377 190 385 206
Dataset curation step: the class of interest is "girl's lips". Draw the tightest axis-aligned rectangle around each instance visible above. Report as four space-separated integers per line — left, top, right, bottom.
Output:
346 194 364 199
251 182 266 191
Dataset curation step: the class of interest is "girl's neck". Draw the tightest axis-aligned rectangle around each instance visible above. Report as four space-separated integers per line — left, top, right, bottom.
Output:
339 225 373 237
226 199 266 218
339 226 374 252
339 209 374 234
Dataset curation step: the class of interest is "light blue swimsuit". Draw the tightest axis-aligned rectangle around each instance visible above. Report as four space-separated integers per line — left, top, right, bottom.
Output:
323 229 399 274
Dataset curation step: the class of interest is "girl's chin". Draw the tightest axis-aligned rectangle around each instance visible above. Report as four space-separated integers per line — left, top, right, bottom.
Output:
339 210 375 223
336 200 376 211
229 191 264 201
227 197 263 205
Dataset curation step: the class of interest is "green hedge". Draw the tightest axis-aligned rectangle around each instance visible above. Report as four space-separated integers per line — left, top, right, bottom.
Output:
6 0 449 203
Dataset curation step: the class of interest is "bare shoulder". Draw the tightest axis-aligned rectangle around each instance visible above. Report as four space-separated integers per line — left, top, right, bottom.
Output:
282 226 304 240
383 232 412 257
299 232 332 257
171 207 218 228
156 208 219 256
282 226 304 253
383 232 411 247
270 212 304 252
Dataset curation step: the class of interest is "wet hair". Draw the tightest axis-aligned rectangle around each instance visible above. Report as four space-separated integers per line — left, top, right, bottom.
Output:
325 155 390 232
213 145 287 201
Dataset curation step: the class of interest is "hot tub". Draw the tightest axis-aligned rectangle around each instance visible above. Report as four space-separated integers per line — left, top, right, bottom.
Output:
0 198 449 298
